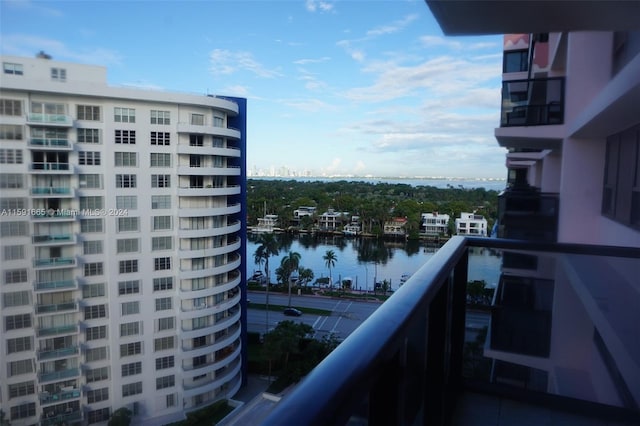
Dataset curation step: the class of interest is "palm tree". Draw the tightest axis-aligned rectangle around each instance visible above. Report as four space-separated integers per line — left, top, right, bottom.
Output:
298 267 314 287
323 249 337 289
281 251 301 306
254 234 279 335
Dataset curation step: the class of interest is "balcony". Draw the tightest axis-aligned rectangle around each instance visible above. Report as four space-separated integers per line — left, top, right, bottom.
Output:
41 410 81 426
28 138 72 150
29 162 73 173
33 256 77 269
37 324 78 337
501 78 564 127
27 113 73 127
176 122 241 139
498 189 559 242
40 388 81 405
261 237 640 425
33 234 76 245
34 279 77 291
38 346 79 360
39 367 80 383
31 187 74 197
36 301 77 314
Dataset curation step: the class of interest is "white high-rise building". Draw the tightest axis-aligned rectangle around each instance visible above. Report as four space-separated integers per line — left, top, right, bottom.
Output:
0 55 247 425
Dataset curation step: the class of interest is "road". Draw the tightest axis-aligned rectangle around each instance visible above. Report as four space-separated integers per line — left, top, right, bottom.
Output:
246 291 491 342
246 291 383 340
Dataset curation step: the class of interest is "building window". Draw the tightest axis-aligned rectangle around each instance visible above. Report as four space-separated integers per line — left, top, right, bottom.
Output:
0 99 22 116
80 218 104 233
82 241 102 254
8 359 34 377
3 290 29 306
120 321 141 337
154 257 171 271
8 380 35 398
86 325 107 341
151 131 171 145
84 304 107 319
79 174 102 188
117 238 139 253
190 134 204 146
10 402 36 420
119 260 139 274
503 49 529 73
3 245 25 261
0 174 23 189
150 152 171 167
5 313 31 331
0 124 23 140
118 280 140 295
120 300 140 315
77 105 101 121
84 262 104 277
117 217 140 232
152 236 172 251
120 341 142 357
116 195 138 210
79 151 101 165
0 221 27 237
121 362 142 377
154 336 175 351
214 116 224 127
86 346 108 361
114 107 135 123
115 129 136 144
122 381 143 397
153 277 173 291
0 197 26 210
191 113 204 125
0 149 23 164
151 174 171 188
155 297 172 311
80 196 104 210
4 268 27 284
602 124 640 229
86 366 109 382
87 387 109 403
116 174 137 188
151 110 170 125
155 356 175 370
3 62 23 75
157 317 175 331
115 151 138 167
83 283 105 298
7 336 32 354
87 408 110 424
152 195 171 209
77 128 100 143
156 375 175 390
153 215 172 230
51 67 66 81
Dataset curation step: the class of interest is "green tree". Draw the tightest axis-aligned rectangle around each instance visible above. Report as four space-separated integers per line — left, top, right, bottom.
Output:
280 251 301 306
254 234 279 335
323 249 337 289
298 267 314 287
108 407 132 426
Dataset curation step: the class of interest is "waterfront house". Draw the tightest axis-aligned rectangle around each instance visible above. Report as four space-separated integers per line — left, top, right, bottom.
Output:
383 217 408 238
420 212 450 237
455 212 488 237
318 209 346 231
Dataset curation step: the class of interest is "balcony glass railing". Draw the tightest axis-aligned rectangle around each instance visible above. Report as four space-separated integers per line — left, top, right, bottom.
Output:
37 324 77 337
41 411 81 426
34 257 75 267
36 301 77 314
38 346 79 360
40 388 81 405
262 237 640 425
29 138 71 147
501 77 565 127
33 234 74 244
30 163 71 171
34 280 76 291
27 113 72 126
31 187 72 195
39 367 79 382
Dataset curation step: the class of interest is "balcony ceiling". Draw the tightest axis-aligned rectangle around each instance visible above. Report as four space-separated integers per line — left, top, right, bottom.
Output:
425 0 640 35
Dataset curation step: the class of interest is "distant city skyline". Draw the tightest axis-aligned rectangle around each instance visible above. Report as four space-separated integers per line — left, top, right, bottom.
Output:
1 0 507 178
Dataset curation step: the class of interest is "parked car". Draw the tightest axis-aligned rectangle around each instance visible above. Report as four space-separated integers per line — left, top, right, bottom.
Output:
283 307 302 317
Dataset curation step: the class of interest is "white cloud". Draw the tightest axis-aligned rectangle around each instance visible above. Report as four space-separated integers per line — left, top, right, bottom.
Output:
305 0 334 13
366 14 418 37
209 49 282 78
293 56 331 65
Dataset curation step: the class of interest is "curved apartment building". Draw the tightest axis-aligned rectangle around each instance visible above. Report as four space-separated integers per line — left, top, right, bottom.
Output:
0 55 247 425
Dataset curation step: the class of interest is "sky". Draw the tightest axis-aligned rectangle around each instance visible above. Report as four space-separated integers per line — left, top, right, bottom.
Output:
0 0 507 179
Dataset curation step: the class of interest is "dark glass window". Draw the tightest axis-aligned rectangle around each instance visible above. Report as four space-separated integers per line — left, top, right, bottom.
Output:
503 50 528 73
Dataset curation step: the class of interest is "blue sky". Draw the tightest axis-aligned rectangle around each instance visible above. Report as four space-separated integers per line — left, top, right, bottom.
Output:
1 0 506 178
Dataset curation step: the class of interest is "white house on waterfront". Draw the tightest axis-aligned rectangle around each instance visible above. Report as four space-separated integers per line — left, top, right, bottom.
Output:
0 54 247 425
420 212 450 237
455 212 488 237
318 209 346 231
